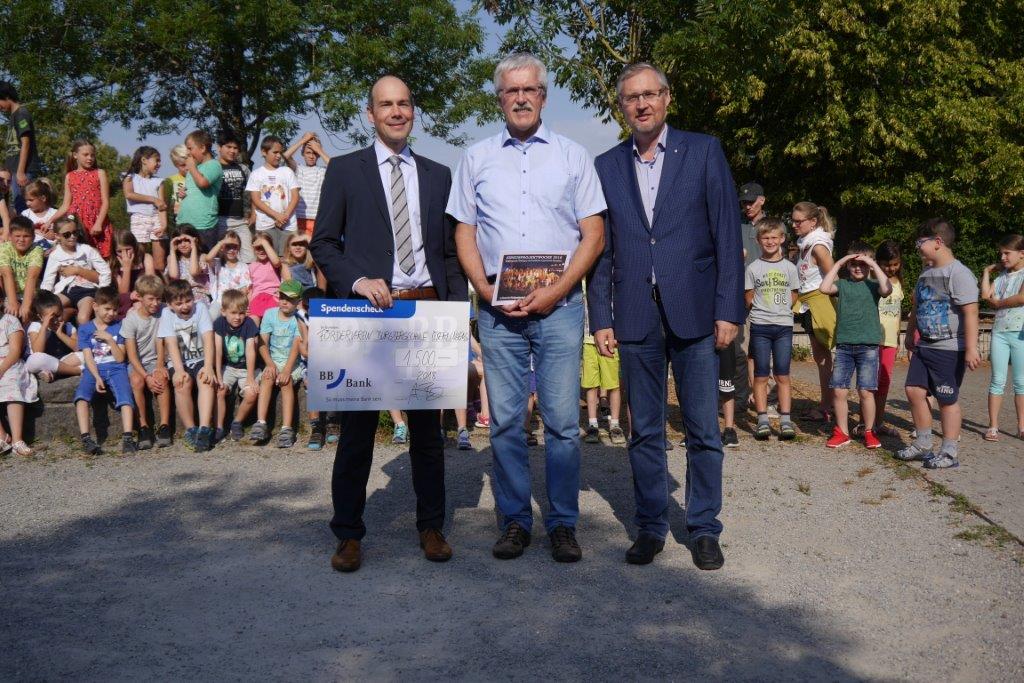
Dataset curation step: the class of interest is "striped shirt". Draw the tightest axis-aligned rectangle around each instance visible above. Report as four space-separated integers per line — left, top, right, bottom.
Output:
295 164 326 219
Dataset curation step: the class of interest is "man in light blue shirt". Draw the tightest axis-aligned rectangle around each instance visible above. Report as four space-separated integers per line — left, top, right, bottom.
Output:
447 53 606 563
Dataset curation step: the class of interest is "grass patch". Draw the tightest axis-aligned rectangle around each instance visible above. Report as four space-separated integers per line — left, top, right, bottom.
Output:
955 525 1017 548
791 345 812 362
797 481 811 495
929 481 974 514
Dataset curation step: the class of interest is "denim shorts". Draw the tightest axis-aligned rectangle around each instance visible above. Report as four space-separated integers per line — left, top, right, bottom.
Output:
829 344 879 390
749 324 793 377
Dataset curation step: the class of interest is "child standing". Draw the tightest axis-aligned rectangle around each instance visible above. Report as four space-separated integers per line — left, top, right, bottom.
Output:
176 131 224 252
792 201 837 422
216 131 254 263
0 309 39 456
75 286 136 455
40 217 111 325
582 282 625 445
213 289 260 442
20 179 57 251
0 216 44 323
981 234 1024 440
25 290 82 383
161 144 190 235
53 139 114 258
122 146 167 269
745 218 800 441
872 240 905 437
284 132 328 236
820 243 892 449
246 135 299 255
896 219 980 469
247 234 284 323
251 279 305 447
122 275 172 450
159 279 216 452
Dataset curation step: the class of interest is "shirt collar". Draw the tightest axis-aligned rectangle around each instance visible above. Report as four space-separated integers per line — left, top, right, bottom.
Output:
374 138 412 166
632 125 668 162
501 121 551 147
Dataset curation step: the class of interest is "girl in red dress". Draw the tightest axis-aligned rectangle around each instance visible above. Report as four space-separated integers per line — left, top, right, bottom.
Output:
53 139 113 258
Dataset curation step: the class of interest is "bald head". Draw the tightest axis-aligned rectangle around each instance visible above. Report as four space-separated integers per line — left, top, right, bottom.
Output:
366 75 415 153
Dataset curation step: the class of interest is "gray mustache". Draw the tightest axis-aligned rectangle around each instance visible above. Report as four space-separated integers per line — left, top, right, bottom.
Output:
513 105 533 112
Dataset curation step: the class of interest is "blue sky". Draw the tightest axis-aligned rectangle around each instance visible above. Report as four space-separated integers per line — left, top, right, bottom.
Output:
99 6 623 167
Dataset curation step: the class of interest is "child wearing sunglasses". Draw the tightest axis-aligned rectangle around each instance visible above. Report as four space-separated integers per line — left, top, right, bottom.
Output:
40 216 112 326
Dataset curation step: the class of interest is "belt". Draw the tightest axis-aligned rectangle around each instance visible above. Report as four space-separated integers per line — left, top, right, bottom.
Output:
391 286 438 300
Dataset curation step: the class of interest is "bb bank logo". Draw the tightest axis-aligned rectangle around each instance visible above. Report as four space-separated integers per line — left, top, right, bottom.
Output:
320 369 372 389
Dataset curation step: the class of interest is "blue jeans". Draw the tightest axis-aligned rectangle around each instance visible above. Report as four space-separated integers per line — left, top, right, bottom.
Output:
477 287 584 533
830 343 879 391
619 300 724 540
749 323 793 377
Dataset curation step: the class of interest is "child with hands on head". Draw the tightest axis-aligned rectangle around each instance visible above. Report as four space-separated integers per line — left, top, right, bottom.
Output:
166 225 216 310
110 229 156 316
74 286 136 456
158 278 217 452
206 232 251 306
122 275 172 450
819 243 892 449
24 290 82 383
247 233 285 324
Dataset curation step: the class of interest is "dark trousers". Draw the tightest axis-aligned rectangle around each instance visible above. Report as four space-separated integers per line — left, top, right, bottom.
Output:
330 408 445 540
618 297 724 540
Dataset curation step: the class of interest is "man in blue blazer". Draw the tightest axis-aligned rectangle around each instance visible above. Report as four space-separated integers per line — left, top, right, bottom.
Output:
588 63 745 569
311 76 467 573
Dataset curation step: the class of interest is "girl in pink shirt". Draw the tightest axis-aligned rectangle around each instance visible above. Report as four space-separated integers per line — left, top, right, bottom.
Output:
247 233 283 323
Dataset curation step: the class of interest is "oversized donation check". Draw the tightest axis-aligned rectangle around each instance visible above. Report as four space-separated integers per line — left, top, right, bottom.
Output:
306 299 470 411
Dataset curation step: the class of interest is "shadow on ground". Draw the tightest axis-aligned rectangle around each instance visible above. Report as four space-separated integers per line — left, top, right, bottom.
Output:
1 445 861 680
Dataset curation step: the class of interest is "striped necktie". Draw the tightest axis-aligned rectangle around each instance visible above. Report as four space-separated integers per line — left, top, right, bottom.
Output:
388 155 415 275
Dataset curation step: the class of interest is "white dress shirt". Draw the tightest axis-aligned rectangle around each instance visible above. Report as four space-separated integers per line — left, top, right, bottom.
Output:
374 138 432 290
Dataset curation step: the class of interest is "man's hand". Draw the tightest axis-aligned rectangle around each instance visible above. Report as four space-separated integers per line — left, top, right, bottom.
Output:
516 285 565 317
353 278 394 309
966 348 981 371
714 320 738 350
594 328 617 358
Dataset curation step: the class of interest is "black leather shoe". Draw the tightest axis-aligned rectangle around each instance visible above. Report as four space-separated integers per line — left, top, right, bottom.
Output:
690 535 724 570
493 522 531 559
626 534 665 565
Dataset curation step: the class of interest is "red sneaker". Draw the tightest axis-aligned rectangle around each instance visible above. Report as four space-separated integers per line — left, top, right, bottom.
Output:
826 426 852 449
863 429 882 449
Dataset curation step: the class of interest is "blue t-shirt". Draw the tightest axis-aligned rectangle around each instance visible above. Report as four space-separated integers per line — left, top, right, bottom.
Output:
260 307 301 365
213 316 259 369
77 320 125 365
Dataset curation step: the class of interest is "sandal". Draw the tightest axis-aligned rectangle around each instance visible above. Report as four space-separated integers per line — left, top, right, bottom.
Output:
11 440 33 457
984 427 1000 442
0 437 11 456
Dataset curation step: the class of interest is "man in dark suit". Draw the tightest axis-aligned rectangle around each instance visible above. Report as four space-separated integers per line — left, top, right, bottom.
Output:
311 75 468 573
588 63 745 570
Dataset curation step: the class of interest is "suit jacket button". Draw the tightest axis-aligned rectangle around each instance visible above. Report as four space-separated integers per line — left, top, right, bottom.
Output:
650 238 655 245
386 250 393 256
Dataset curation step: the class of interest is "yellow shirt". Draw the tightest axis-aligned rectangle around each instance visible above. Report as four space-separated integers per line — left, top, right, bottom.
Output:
878 279 904 348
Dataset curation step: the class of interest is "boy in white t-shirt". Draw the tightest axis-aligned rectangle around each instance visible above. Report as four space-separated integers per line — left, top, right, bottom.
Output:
245 135 299 256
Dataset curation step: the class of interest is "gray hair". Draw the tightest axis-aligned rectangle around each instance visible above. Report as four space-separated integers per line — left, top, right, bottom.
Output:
615 63 670 98
493 53 548 95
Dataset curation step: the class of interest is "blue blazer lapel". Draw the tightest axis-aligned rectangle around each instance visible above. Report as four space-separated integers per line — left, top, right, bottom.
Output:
651 128 688 228
360 146 390 226
617 141 651 232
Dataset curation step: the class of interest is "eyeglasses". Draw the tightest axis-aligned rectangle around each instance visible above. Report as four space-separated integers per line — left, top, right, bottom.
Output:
915 236 939 248
223 244 239 250
499 86 545 100
59 231 77 238
290 242 308 248
621 88 667 106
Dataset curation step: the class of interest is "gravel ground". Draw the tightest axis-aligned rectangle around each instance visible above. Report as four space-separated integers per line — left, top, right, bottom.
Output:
1 417 1022 681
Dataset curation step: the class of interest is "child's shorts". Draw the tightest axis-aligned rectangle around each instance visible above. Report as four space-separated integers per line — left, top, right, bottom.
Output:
63 286 97 307
259 360 304 385
907 346 965 406
222 366 256 393
830 344 879 391
249 292 279 319
128 358 159 375
75 363 133 409
749 324 793 377
129 213 161 244
718 342 737 396
581 343 620 390
168 360 205 383
297 218 316 236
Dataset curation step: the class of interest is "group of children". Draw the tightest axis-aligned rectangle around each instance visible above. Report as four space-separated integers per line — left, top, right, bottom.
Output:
743 204 1024 469
0 124 339 455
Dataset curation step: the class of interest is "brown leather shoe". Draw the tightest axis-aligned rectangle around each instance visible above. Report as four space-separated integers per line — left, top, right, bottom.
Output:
419 528 453 562
330 539 361 572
